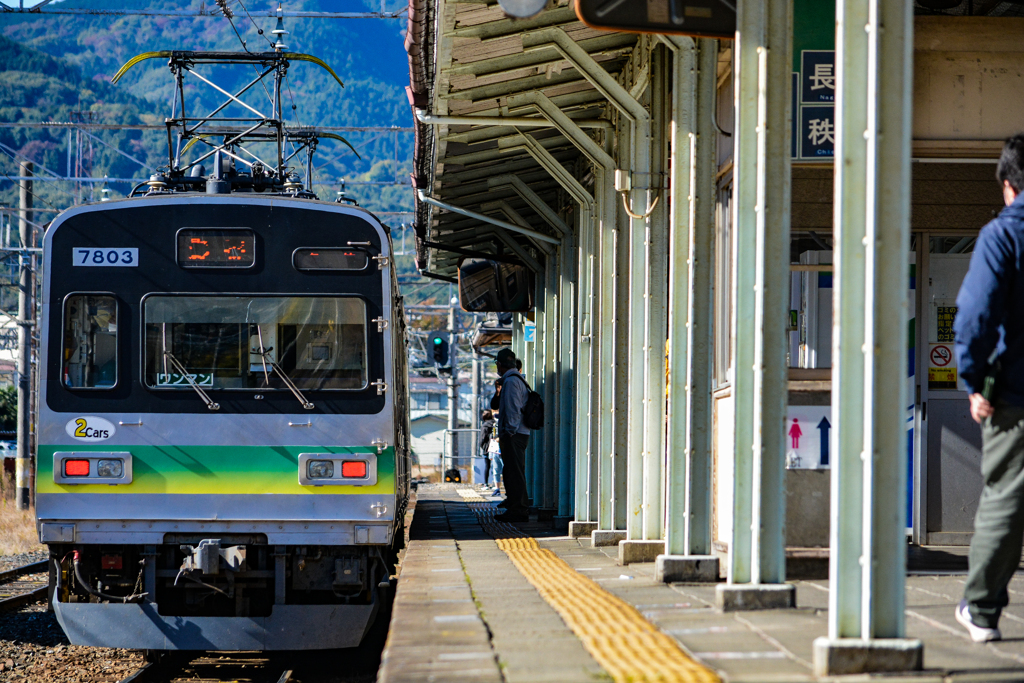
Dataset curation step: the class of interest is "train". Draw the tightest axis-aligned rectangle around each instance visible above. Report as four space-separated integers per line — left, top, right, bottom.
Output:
35 176 411 650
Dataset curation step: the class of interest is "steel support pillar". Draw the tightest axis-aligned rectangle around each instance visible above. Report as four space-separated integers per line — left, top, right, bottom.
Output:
640 46 669 542
504 118 598 522
512 313 524 370
718 0 795 610
812 0 922 674
509 132 589 514
505 93 613 528
574 206 596 524
520 28 648 537
597 170 617 530
557 229 576 523
543 250 558 510
612 122 631 533
625 116 649 540
528 273 542 506
658 37 719 582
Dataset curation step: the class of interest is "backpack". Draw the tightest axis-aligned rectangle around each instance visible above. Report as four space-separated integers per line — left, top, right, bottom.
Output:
508 374 544 430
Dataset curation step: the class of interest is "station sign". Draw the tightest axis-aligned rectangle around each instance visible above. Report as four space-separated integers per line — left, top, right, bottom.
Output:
793 51 835 162
792 1 835 162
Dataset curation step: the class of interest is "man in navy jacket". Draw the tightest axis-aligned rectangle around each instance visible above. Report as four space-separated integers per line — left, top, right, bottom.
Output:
493 348 531 522
953 133 1024 642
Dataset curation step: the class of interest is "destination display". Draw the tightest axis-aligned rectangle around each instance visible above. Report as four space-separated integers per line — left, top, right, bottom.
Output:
293 248 369 271
177 229 255 267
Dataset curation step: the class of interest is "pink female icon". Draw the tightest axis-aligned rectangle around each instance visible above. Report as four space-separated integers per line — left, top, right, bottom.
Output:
788 418 803 449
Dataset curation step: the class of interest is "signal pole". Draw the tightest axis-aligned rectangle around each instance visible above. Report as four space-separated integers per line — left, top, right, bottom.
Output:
447 299 459 473
16 162 33 510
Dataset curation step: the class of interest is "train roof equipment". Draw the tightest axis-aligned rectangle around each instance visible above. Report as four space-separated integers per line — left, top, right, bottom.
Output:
111 44 355 197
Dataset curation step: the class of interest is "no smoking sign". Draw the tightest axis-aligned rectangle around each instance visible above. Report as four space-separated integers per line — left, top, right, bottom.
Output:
930 344 952 367
928 343 958 388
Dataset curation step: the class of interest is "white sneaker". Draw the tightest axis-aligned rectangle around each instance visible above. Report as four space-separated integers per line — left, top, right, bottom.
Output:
956 600 1001 642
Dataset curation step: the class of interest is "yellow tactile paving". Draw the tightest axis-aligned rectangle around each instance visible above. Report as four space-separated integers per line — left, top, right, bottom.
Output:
455 488 719 683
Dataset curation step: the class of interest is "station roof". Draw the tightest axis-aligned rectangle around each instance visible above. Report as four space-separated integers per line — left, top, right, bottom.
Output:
407 0 637 281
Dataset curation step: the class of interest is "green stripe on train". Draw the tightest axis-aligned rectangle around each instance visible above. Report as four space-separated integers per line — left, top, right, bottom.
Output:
37 445 396 495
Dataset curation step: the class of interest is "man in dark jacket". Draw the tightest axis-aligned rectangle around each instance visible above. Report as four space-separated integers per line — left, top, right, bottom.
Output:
953 133 1024 643
493 348 530 522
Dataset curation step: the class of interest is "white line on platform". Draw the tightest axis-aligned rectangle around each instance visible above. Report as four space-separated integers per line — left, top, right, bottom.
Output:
664 626 730 636
437 652 494 661
694 651 786 660
433 615 480 623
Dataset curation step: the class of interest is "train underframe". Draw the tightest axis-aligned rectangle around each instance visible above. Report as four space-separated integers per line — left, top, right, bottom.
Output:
46 537 400 650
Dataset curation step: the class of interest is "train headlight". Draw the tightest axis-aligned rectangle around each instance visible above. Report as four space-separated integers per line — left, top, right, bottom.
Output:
308 460 335 479
97 459 123 478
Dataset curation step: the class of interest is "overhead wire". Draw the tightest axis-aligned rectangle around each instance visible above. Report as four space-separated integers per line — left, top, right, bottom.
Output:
0 168 66 212
198 0 290 175
224 8 252 54
235 0 276 48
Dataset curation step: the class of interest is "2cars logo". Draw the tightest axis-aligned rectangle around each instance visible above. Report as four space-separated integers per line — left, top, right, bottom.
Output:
65 416 115 442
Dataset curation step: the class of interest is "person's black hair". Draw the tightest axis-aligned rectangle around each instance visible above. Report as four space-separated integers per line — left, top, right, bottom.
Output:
495 347 516 368
997 133 1024 193
516 359 522 370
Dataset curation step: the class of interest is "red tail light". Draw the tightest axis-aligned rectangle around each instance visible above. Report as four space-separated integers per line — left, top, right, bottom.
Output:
64 459 90 476
341 460 367 478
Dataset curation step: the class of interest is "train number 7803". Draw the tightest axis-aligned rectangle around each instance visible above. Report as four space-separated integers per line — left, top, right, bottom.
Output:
73 248 139 267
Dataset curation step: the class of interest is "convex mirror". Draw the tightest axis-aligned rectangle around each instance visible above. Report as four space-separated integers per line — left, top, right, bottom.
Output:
458 258 534 313
575 0 735 38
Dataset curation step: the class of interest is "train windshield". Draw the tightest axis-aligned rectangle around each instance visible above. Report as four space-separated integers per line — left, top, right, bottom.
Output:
143 296 368 391
63 294 118 389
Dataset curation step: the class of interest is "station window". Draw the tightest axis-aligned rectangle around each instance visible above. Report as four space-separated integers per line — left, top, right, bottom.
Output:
143 296 368 391
63 294 118 389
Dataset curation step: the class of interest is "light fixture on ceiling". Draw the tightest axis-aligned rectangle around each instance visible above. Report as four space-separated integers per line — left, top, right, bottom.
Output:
498 0 549 19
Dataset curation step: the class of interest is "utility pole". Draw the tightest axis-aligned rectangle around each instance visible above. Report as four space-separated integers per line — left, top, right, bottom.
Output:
470 356 480 450
447 298 459 474
16 162 33 510
470 353 481 483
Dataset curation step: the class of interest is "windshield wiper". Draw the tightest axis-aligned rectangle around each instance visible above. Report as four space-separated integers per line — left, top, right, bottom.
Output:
163 351 220 411
251 345 315 410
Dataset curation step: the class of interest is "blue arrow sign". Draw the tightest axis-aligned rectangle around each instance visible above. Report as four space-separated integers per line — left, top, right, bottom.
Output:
817 416 831 466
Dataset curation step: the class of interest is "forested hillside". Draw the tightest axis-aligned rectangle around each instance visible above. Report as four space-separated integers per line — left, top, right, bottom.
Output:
0 0 414 215
0 0 451 342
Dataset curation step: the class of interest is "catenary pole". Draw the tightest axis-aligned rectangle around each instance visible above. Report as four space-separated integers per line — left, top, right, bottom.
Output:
448 300 459 475
16 162 33 510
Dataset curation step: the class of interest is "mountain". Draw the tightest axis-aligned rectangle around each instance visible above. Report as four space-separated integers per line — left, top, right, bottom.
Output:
0 2 453 339
0 0 414 215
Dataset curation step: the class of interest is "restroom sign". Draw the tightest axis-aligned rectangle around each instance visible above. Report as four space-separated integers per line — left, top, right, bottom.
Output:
785 406 831 469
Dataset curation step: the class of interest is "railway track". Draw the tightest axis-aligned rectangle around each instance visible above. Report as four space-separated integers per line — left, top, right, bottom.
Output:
119 653 294 683
0 560 49 613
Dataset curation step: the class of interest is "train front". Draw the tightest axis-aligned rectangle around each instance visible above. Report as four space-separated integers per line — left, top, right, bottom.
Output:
35 194 407 651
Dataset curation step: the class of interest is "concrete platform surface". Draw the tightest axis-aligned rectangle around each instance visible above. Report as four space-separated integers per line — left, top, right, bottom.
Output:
379 484 1024 683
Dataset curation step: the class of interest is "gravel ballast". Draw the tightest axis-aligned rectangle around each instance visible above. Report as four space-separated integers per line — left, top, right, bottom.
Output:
0 553 144 682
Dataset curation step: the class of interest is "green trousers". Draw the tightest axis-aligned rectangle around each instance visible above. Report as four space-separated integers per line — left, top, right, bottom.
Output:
965 402 1024 628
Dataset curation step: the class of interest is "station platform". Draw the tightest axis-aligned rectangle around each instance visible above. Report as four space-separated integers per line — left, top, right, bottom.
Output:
378 484 1024 683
